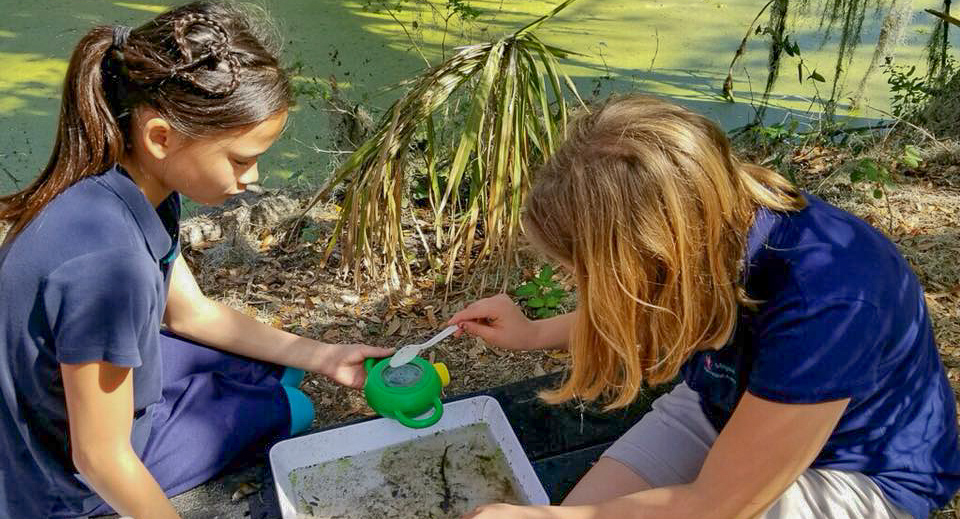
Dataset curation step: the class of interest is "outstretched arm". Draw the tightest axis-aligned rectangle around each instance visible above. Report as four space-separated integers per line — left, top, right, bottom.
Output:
448 293 576 351
465 393 848 519
163 255 392 388
594 393 848 519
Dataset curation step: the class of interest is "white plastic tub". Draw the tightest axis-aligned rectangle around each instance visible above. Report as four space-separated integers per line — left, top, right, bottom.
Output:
269 395 549 518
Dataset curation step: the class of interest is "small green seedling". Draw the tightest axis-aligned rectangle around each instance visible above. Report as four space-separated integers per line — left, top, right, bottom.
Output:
900 145 923 169
850 157 894 199
514 265 570 319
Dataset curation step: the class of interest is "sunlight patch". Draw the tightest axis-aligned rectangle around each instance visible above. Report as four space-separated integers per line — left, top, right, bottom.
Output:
113 2 169 14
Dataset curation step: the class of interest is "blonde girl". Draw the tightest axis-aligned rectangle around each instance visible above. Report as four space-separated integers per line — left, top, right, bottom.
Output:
453 95 960 519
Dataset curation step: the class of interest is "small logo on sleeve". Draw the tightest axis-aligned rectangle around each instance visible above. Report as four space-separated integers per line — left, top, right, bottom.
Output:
704 355 737 384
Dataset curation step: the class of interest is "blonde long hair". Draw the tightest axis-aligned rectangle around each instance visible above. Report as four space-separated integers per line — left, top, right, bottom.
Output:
526 95 806 409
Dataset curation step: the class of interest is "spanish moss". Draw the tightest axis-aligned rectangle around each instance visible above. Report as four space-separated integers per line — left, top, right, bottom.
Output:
925 0 953 84
854 0 914 107
758 0 791 122
820 0 872 116
752 0 896 122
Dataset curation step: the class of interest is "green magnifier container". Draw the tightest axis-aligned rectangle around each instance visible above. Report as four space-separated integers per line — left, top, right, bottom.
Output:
363 356 451 429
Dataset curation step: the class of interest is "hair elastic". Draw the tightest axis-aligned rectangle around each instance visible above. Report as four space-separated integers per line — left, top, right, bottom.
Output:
112 25 131 48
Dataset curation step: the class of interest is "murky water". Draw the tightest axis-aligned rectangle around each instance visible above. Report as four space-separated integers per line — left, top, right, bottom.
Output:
288 423 523 519
1 0 957 195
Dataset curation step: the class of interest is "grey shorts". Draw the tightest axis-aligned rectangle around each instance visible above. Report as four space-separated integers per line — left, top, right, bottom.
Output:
603 383 912 519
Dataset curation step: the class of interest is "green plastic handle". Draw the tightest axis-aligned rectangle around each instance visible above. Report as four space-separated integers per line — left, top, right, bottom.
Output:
364 358 376 374
394 398 443 429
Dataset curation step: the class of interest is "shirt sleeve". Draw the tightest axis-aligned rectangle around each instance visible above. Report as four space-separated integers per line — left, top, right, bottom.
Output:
747 293 882 404
42 248 160 368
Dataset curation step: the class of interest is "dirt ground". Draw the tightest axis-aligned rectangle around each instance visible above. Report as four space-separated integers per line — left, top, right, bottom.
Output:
173 138 960 516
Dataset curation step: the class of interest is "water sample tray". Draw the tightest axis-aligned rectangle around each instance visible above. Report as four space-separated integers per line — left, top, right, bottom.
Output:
269 395 549 518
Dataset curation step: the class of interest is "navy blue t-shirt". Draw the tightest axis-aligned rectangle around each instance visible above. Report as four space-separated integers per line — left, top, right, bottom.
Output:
682 194 960 518
0 165 179 518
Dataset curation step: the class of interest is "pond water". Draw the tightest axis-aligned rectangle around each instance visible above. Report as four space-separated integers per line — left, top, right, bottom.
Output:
0 0 956 195
288 423 522 518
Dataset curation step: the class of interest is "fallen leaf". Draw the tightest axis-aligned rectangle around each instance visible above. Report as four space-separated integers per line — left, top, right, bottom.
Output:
385 319 402 336
230 481 261 502
399 320 413 337
259 234 275 250
468 338 487 357
488 345 508 357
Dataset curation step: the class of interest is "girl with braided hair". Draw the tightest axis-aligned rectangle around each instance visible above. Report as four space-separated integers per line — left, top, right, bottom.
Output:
0 3 393 518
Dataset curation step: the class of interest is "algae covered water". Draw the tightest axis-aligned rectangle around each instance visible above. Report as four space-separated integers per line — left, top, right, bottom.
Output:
4 0 957 197
288 423 524 518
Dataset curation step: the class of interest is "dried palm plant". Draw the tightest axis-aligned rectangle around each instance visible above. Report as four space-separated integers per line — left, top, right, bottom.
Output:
294 0 585 292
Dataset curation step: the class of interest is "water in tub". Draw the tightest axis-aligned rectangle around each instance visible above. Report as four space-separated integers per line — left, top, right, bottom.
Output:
288 423 523 518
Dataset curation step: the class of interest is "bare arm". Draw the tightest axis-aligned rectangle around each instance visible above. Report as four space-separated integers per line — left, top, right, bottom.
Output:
590 393 848 519
61 361 181 519
448 294 575 351
163 256 391 387
466 393 848 519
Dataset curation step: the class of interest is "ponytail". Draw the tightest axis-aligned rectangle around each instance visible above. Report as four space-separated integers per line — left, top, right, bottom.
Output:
0 1 292 238
0 26 124 235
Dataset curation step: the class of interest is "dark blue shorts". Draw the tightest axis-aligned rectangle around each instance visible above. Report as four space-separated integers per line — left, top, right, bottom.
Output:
87 332 291 516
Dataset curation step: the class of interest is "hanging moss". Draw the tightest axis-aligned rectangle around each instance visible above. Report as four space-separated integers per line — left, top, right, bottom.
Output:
758 0 791 122
752 0 886 122
925 0 953 84
853 0 913 107
820 0 870 117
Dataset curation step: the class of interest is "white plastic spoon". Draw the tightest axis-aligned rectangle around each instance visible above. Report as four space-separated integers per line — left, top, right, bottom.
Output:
388 325 459 368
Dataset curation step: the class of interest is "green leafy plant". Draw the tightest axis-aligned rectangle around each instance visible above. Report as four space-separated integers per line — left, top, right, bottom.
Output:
900 144 923 168
722 0 827 111
447 0 481 21
514 265 570 319
882 61 931 118
293 0 586 291
299 224 323 244
849 145 922 200
751 120 802 147
849 158 893 200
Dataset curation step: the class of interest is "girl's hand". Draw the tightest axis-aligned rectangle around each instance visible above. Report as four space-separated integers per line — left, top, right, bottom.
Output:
313 342 394 389
447 294 540 351
463 504 570 519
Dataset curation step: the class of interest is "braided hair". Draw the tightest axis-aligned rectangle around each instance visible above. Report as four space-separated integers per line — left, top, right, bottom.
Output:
1 1 292 235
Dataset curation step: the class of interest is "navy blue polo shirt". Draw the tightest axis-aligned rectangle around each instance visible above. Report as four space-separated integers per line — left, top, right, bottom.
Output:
0 165 179 518
682 194 960 518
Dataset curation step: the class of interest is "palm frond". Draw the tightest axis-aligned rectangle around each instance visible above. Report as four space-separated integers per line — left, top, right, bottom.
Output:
294 0 584 293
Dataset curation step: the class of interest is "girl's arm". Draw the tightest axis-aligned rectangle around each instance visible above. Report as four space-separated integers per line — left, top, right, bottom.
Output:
61 361 181 519
593 393 849 519
466 393 848 519
448 294 575 351
163 256 392 388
